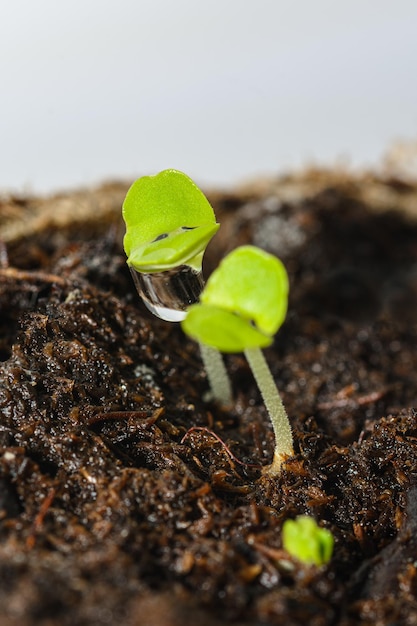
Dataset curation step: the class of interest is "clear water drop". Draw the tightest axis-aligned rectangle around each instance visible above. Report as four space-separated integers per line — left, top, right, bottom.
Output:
130 265 204 322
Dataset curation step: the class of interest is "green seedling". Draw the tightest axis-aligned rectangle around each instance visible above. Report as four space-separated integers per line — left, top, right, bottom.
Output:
182 245 293 474
123 169 219 273
282 515 334 566
122 169 232 404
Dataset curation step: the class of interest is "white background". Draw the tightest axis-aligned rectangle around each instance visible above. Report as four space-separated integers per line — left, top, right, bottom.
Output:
1 0 416 193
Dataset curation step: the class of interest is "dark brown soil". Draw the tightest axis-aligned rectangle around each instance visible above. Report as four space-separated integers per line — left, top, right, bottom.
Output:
1 170 417 625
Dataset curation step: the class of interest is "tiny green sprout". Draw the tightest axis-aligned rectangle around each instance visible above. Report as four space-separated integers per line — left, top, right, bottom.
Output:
122 169 219 273
282 516 334 566
122 169 232 405
182 245 293 474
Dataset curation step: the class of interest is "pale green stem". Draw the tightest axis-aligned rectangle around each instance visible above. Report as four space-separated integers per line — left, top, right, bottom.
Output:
244 347 293 475
199 342 233 406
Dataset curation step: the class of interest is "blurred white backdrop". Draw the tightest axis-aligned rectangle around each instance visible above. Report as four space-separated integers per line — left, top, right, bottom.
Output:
1 0 416 193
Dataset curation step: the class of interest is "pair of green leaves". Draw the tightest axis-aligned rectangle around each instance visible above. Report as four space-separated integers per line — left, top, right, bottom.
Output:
183 245 288 352
123 169 219 273
122 169 289 353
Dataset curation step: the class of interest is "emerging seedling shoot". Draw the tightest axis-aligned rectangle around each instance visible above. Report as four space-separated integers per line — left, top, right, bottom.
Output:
282 515 334 566
182 245 293 475
123 169 219 321
122 169 232 404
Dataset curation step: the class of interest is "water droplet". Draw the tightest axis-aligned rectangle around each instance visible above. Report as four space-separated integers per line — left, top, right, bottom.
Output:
130 265 204 322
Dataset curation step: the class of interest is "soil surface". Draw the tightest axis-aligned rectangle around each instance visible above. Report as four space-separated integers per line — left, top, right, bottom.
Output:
1 169 417 625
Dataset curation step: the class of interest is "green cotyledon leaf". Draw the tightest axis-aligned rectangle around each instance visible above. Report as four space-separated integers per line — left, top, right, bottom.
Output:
183 304 273 353
122 169 219 272
282 516 334 566
181 246 289 353
202 246 288 337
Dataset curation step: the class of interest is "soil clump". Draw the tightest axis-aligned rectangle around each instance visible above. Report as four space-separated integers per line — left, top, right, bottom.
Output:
1 169 417 625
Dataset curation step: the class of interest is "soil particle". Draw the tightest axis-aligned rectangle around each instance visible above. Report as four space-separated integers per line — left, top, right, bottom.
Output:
1 169 417 625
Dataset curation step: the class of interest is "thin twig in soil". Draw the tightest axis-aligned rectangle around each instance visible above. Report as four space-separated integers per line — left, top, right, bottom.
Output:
0 266 68 287
26 487 57 550
181 426 263 470
87 407 165 426
318 387 389 411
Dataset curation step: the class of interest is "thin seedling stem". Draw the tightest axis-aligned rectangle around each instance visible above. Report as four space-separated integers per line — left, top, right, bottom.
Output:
244 347 293 474
199 342 233 406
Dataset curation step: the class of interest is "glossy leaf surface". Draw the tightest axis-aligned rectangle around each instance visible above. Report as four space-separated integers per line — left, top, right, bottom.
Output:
123 169 219 272
182 246 289 352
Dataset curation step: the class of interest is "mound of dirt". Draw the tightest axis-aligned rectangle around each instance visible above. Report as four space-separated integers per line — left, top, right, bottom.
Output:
1 168 417 625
